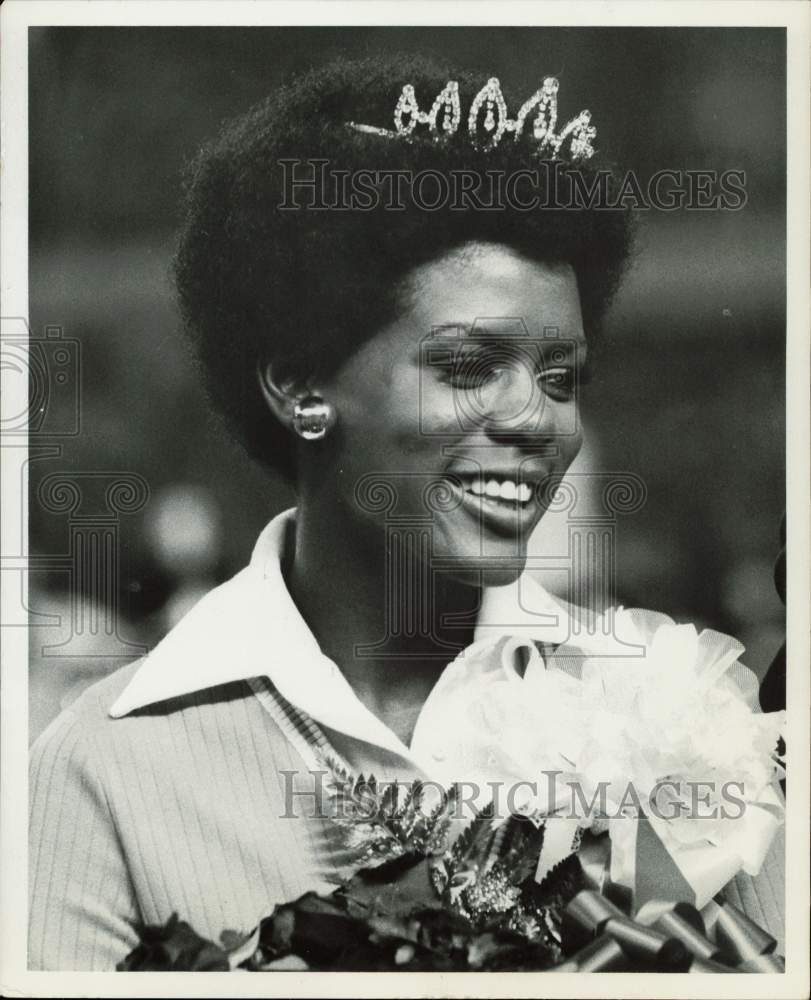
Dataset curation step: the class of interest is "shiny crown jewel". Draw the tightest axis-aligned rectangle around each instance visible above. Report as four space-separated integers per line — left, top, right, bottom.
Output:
347 76 596 160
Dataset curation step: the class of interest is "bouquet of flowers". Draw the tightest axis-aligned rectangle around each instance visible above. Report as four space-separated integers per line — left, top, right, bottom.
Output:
120 609 786 972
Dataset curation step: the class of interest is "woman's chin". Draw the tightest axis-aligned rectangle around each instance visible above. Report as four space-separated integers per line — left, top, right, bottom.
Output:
480 562 527 588
444 555 528 589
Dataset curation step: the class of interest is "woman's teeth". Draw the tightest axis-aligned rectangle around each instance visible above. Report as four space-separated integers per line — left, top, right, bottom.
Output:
464 478 533 504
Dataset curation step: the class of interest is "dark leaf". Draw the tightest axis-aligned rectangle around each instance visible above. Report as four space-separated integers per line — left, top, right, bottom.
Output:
349 851 427 887
504 816 546 886
257 892 370 967
290 910 369 966
412 906 476 954
258 892 348 957
340 853 443 920
446 800 497 879
478 939 561 971
379 779 400 820
392 778 424 833
525 851 587 914
117 913 230 971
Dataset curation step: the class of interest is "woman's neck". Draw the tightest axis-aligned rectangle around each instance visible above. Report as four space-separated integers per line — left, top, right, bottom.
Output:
286 499 479 746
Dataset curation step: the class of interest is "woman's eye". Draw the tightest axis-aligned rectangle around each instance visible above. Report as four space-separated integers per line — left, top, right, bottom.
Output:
442 363 508 390
436 357 585 399
537 367 576 400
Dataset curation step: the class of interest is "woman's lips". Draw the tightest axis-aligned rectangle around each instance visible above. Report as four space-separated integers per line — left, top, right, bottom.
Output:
444 475 542 537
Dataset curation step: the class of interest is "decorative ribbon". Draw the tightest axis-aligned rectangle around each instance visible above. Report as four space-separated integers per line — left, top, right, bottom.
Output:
555 837 785 972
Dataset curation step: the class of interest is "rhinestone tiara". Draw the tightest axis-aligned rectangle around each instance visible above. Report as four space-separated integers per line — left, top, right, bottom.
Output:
347 76 596 160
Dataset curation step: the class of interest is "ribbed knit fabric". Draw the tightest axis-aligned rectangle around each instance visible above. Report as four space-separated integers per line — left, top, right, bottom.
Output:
29 660 423 971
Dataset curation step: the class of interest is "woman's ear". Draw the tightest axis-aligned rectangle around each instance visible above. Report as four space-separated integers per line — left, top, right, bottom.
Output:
258 362 336 441
257 361 297 427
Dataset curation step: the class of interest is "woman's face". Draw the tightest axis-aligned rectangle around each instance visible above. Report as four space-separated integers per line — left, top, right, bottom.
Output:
303 242 587 587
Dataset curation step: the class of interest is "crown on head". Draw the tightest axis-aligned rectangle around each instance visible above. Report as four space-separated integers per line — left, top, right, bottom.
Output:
347 76 596 160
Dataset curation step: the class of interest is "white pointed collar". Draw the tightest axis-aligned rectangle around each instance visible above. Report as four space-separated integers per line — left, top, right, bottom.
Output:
108 508 578 754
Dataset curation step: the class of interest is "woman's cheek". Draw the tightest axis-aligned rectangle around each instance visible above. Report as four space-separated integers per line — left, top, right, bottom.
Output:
398 384 462 444
556 405 584 469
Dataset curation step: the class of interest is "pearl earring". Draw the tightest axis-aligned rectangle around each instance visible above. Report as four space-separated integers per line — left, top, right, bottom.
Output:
292 395 334 441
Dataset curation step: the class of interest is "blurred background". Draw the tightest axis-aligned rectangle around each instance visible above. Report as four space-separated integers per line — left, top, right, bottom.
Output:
28 27 786 740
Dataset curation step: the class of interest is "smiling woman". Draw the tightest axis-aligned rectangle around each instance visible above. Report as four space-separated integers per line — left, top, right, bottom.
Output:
27 52 785 972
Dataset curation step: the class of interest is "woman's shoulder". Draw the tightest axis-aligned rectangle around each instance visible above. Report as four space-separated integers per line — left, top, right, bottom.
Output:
29 660 150 787
29 662 278 829
31 658 143 748
30 657 257 762
74 656 147 717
